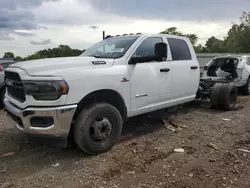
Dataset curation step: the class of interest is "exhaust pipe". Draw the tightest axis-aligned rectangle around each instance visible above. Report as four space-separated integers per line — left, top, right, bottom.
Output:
102 31 105 40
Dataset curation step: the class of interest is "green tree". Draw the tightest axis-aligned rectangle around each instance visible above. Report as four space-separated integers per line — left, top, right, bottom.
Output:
3 52 15 58
223 12 250 53
194 44 206 53
22 45 85 61
160 27 183 36
14 56 23 62
204 36 225 53
27 53 41 60
240 11 250 25
159 27 198 45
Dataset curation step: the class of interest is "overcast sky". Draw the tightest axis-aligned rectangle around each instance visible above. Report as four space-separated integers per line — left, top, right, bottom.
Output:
0 0 249 57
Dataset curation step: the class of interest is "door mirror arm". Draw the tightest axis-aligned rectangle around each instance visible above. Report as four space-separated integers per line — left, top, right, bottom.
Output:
128 57 137 65
129 56 159 64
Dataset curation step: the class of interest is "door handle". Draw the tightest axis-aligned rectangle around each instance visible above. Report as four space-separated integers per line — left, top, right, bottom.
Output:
191 66 198 70
160 68 170 72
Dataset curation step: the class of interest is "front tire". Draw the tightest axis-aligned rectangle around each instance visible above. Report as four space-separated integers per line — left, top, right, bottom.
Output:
73 103 123 155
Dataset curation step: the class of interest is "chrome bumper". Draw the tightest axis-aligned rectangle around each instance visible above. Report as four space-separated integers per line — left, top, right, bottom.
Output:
4 99 77 138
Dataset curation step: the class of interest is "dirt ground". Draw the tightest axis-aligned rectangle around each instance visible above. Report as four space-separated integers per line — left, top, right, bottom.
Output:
0 97 250 188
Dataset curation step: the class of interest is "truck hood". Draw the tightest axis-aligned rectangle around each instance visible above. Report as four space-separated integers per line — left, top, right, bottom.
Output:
10 56 115 76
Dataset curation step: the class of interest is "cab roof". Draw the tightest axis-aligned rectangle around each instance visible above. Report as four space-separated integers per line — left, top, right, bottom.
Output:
104 33 189 41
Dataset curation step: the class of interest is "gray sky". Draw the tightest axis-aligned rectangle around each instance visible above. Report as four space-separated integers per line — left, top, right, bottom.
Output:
0 0 248 57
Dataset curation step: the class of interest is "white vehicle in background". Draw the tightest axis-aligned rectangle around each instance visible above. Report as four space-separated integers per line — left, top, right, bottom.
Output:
202 55 250 95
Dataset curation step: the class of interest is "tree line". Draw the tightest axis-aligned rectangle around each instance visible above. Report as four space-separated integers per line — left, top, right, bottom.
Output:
3 11 250 61
3 45 85 62
160 12 250 53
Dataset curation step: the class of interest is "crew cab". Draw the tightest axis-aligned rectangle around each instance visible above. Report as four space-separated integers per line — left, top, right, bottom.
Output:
202 55 250 95
4 33 201 154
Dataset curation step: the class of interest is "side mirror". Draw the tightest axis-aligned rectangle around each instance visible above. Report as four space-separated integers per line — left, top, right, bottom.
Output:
155 42 168 60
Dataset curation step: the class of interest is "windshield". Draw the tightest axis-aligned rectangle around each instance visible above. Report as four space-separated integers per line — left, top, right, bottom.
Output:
80 36 139 59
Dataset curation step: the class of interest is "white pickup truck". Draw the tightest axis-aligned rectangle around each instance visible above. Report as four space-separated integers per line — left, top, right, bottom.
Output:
3 34 237 154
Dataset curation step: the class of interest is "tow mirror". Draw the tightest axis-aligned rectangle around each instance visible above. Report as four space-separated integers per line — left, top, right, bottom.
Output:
155 42 168 60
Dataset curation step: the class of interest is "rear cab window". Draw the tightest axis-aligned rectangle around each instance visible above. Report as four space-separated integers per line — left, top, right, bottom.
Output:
167 38 192 61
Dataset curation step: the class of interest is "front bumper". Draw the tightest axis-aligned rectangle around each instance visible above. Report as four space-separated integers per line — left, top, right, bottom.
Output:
4 99 77 139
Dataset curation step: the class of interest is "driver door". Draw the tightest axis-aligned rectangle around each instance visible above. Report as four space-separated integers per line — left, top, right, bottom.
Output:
128 37 172 116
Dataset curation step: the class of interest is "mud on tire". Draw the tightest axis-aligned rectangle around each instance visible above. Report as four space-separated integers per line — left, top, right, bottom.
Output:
73 103 123 155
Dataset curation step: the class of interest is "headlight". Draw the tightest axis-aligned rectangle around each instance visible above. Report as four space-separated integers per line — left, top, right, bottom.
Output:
23 80 69 100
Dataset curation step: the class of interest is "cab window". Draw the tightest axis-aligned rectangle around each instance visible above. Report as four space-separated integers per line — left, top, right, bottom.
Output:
133 37 163 58
167 38 192 61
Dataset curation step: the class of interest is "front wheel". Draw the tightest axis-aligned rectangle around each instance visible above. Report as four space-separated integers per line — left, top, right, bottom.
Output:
73 103 123 155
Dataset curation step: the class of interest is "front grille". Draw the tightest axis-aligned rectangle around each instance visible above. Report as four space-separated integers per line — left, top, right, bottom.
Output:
7 111 23 128
5 71 26 103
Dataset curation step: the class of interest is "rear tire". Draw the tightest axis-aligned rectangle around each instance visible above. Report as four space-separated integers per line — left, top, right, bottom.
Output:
210 83 223 108
241 78 250 95
217 83 238 110
73 103 123 155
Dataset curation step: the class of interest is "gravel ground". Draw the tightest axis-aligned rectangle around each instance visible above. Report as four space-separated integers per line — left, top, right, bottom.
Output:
0 97 250 188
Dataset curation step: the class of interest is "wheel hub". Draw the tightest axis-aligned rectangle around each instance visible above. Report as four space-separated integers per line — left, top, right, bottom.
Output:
90 118 112 141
